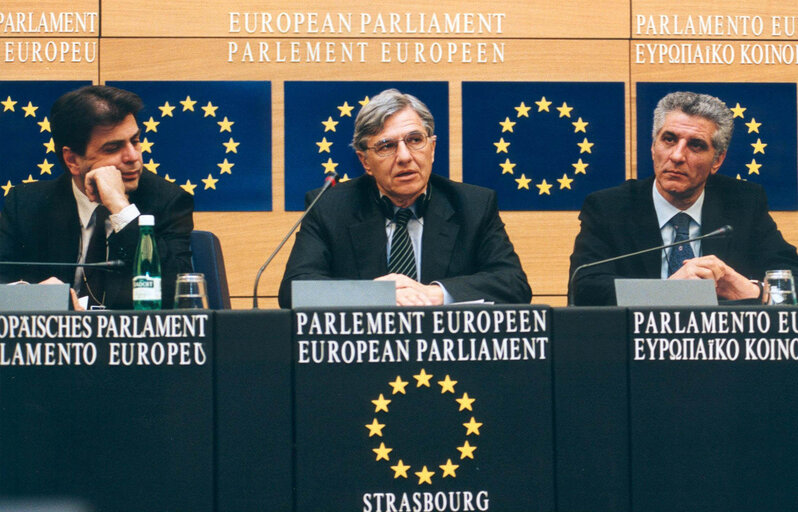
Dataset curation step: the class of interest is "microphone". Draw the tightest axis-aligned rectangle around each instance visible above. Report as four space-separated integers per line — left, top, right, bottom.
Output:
252 171 338 308
0 260 125 270
568 224 733 306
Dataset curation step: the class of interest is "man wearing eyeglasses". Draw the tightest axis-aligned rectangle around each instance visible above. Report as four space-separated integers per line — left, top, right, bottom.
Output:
278 88 531 307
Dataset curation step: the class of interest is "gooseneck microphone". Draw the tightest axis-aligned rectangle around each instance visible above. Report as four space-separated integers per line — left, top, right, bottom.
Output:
0 260 125 270
567 225 733 306
252 171 338 308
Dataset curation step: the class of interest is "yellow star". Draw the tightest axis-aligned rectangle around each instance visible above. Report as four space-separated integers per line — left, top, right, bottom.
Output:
388 376 409 395
372 393 391 413
557 173 574 189
181 180 197 195
202 101 218 117
457 440 477 459
730 103 746 118
340 173 351 182
535 96 552 112
745 118 761 133
365 418 385 437
536 179 553 195
577 138 594 153
321 158 339 174
143 158 160 173
180 96 197 111
515 173 531 190
158 101 175 117
493 138 510 153
463 416 483 436
316 137 333 153
556 102 573 118
359 96 370 107
456 392 476 411
415 466 434 485
499 158 516 174
414 368 433 387
439 459 459 478
22 174 38 183
572 158 589 174
373 442 392 461
746 158 762 175
1 181 13 196
37 117 51 132
321 116 339 132
751 138 767 154
43 138 55 153
22 101 38 117
140 138 154 153
37 159 54 175
514 102 531 118
164 174 176 183
337 101 354 117
218 159 234 174
438 375 457 394
499 117 516 132
223 137 240 153
202 174 219 190
143 116 160 133
217 116 234 132
390 460 410 479
572 117 588 133
1 96 17 111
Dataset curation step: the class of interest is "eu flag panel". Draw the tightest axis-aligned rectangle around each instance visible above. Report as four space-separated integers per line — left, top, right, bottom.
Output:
0 81 90 208
628 307 798 511
636 82 798 210
284 81 449 211
462 82 626 211
108 81 272 212
293 306 555 512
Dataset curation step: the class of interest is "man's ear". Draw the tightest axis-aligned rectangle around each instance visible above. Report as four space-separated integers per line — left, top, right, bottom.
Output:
62 147 81 176
356 150 372 175
711 150 726 174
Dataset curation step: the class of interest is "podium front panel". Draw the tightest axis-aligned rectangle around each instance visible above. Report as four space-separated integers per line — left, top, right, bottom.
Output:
293 305 554 511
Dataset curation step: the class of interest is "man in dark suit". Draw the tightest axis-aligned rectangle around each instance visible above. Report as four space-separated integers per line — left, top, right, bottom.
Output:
279 88 531 307
569 91 798 306
0 85 193 309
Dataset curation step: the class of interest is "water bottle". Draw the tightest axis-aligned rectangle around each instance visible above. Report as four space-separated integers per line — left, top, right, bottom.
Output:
132 214 162 310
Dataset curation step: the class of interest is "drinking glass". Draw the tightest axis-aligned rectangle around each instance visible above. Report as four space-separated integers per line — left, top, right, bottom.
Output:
174 273 209 309
764 270 797 305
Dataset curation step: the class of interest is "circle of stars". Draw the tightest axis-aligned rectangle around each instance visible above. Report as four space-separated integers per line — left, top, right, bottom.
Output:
315 96 371 183
728 102 768 180
0 94 54 196
494 96 593 198
141 96 238 196
366 369 483 486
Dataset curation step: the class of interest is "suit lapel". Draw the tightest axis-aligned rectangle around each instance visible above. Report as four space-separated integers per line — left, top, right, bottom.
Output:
633 179 666 277
47 175 81 282
700 181 729 259
420 191 459 283
349 196 389 278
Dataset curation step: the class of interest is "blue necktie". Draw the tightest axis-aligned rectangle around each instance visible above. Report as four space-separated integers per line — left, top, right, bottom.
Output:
667 212 695 276
388 208 417 280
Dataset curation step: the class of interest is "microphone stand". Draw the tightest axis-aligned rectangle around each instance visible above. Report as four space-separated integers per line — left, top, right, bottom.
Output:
567 225 733 306
252 172 338 308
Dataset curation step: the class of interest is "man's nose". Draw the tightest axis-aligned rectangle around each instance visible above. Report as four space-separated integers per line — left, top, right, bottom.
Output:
121 142 139 162
395 139 412 161
670 140 687 162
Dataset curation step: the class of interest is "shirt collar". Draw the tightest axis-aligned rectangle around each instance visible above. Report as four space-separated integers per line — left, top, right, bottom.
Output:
71 178 103 228
652 182 705 228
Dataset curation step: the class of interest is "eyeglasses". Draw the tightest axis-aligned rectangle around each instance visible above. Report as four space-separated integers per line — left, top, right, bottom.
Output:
366 131 435 158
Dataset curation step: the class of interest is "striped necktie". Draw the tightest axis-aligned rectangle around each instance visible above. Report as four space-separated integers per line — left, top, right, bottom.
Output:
667 212 695 276
388 208 417 280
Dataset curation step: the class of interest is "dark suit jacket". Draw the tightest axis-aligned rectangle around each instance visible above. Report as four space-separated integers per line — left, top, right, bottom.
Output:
278 174 531 307
0 172 194 309
569 174 798 305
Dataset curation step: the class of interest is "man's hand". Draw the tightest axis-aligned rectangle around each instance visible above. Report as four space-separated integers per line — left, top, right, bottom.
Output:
669 255 760 300
375 273 444 306
84 165 130 214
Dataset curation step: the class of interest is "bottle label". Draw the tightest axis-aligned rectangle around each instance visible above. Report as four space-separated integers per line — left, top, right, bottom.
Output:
133 276 162 301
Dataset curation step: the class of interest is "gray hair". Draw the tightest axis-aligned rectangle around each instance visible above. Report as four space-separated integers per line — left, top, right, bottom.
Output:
352 89 435 151
652 91 734 157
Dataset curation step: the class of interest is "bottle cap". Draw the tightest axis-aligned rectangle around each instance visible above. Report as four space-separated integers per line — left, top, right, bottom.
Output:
139 214 155 226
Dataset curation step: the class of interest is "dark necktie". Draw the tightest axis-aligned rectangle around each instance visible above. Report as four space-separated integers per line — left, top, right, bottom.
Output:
388 208 417 280
667 212 695 276
80 205 109 305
